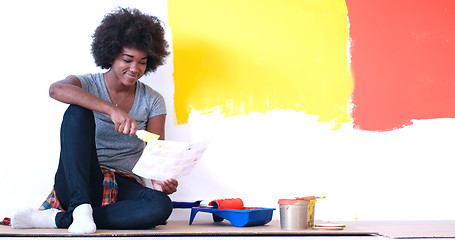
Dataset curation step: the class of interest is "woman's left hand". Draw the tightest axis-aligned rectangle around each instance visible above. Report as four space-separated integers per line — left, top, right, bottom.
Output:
152 179 178 195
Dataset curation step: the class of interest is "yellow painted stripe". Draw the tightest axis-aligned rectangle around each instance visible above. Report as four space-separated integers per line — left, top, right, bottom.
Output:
168 0 353 129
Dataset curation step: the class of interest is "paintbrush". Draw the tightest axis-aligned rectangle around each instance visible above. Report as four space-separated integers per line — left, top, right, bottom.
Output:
297 196 326 200
136 130 160 142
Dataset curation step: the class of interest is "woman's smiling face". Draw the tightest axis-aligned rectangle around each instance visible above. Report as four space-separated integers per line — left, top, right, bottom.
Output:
110 47 148 86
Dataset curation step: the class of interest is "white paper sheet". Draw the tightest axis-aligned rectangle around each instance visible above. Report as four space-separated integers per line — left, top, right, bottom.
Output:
132 139 209 181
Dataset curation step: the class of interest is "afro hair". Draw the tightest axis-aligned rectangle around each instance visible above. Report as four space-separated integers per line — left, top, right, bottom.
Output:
91 7 169 74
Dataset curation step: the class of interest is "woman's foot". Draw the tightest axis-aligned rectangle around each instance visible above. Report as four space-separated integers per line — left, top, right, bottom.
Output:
11 208 59 229
68 204 96 234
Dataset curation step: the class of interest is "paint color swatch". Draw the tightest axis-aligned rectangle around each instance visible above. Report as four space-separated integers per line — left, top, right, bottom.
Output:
347 0 455 131
168 0 353 128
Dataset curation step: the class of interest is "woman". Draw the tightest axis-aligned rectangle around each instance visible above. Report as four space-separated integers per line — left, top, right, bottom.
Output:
11 7 178 234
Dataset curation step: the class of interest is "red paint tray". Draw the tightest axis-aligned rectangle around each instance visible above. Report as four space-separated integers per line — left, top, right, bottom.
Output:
189 207 275 227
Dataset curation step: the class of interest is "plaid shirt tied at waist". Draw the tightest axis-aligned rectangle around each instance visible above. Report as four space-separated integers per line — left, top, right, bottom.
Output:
39 166 142 211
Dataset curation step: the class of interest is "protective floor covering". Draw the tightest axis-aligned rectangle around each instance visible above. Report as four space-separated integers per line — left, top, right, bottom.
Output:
0 220 454 238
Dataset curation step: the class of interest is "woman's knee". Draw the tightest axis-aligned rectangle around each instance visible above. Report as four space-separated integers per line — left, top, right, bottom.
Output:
63 105 94 125
141 192 173 227
152 192 173 220
61 105 95 132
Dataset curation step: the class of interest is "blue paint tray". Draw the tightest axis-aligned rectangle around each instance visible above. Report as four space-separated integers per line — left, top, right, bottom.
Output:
189 207 275 227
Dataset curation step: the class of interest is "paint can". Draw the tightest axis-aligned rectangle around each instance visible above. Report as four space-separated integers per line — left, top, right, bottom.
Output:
309 199 316 227
296 197 317 227
278 199 310 230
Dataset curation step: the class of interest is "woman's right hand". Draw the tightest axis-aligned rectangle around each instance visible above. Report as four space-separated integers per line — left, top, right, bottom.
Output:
109 107 137 136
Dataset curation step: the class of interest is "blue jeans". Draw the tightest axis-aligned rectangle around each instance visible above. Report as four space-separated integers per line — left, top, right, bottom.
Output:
53 105 172 229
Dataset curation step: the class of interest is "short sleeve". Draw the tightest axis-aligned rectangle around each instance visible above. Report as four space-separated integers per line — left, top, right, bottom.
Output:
147 88 167 119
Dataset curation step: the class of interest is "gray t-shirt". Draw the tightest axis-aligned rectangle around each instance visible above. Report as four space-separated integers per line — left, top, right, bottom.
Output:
77 73 166 181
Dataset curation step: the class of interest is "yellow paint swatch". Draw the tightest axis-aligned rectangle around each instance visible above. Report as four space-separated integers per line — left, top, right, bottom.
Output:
168 0 353 128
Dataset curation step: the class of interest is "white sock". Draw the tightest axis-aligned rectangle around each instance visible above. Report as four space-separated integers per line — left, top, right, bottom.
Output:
11 208 59 229
68 204 96 234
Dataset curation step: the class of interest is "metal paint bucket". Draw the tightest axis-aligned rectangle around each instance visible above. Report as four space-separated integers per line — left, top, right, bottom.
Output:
278 199 310 230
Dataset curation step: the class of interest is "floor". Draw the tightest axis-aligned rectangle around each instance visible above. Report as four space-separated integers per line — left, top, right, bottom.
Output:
2 220 455 239
0 237 391 240
2 237 455 240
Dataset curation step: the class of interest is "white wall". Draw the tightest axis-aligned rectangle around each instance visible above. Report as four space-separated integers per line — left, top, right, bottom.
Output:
1 0 454 223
